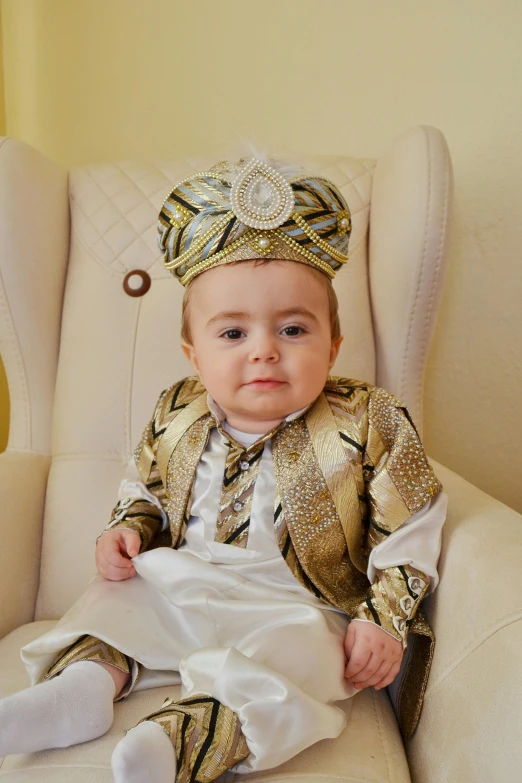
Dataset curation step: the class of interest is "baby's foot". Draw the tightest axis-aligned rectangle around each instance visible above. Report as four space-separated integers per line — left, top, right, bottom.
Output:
111 720 177 783
0 660 115 756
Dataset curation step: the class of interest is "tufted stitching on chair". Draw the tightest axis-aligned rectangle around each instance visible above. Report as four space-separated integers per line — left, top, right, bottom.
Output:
69 181 155 274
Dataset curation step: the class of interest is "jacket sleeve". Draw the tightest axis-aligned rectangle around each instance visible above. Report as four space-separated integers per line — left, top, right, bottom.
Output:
353 387 444 649
97 389 170 553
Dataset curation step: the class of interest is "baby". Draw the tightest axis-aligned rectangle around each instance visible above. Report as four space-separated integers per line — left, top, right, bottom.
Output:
0 157 447 783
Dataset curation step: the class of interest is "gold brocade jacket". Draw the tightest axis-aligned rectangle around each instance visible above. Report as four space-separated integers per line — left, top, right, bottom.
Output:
104 375 443 739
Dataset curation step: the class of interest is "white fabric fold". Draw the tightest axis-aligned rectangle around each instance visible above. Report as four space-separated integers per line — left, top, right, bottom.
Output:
21 549 355 771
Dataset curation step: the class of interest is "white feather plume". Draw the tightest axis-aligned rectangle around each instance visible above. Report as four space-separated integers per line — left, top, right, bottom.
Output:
217 135 311 182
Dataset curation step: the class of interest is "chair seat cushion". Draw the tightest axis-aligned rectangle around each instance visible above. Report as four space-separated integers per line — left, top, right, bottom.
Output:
0 622 411 782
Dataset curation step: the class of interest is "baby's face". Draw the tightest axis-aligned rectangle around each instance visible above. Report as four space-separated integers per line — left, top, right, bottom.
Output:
181 260 343 433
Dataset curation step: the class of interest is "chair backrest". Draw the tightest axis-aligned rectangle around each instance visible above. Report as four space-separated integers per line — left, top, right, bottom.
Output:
0 127 454 619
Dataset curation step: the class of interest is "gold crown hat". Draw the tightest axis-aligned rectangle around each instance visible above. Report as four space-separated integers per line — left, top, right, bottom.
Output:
157 157 352 286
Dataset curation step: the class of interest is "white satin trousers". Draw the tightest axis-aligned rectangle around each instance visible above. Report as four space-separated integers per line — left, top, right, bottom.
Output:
21 548 357 773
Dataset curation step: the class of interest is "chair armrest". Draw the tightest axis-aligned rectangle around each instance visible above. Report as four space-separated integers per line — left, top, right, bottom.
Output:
0 137 69 454
406 460 522 782
0 450 51 639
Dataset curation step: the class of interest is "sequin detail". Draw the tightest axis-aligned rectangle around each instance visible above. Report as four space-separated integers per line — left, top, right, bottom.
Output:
272 416 369 614
165 414 214 547
366 387 442 513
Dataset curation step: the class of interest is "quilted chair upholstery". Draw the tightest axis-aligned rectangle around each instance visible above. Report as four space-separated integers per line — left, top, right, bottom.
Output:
0 126 521 783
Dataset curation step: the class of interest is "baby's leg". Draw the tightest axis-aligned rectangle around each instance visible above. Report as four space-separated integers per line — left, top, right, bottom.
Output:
111 694 247 783
87 660 130 698
0 635 131 757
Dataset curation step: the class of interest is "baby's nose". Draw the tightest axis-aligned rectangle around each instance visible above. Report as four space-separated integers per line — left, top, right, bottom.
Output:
249 336 279 361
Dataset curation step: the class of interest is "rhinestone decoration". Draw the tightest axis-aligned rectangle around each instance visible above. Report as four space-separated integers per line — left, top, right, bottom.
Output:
239 460 250 471
367 387 443 513
231 159 295 230
168 202 191 230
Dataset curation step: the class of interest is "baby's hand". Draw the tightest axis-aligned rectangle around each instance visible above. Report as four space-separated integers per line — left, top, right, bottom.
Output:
344 620 403 691
95 529 141 581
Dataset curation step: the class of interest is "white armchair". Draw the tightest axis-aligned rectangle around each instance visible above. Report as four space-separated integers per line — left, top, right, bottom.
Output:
0 126 520 782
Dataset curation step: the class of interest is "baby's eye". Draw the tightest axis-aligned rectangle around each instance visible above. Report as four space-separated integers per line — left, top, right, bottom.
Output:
281 325 305 337
221 329 244 340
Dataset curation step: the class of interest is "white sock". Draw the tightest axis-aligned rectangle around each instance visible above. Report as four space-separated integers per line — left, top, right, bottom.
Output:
111 720 177 783
0 660 116 756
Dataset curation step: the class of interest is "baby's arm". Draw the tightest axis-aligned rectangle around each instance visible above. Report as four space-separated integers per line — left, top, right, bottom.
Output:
344 492 447 689
95 392 170 579
344 388 446 690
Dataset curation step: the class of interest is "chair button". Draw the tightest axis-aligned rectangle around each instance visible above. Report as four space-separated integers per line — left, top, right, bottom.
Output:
123 270 151 297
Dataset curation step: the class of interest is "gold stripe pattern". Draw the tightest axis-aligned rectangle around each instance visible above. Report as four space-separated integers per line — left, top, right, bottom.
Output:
44 635 131 681
214 419 285 548
164 212 235 271
272 415 369 614
134 693 249 783
305 393 365 572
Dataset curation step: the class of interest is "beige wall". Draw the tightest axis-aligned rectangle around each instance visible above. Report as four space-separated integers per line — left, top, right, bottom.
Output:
1 0 521 512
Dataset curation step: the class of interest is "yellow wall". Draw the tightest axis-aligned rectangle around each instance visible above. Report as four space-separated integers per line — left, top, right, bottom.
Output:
1 0 522 512
0 4 8 452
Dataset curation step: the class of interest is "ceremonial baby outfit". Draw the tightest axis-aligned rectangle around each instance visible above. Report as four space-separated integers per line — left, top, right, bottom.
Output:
21 375 446 778
19 156 447 781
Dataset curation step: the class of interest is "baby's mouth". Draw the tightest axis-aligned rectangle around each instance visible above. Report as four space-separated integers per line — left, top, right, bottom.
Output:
245 379 286 389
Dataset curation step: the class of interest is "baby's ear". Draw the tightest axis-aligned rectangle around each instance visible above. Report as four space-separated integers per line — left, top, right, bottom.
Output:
181 341 200 374
329 335 343 368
